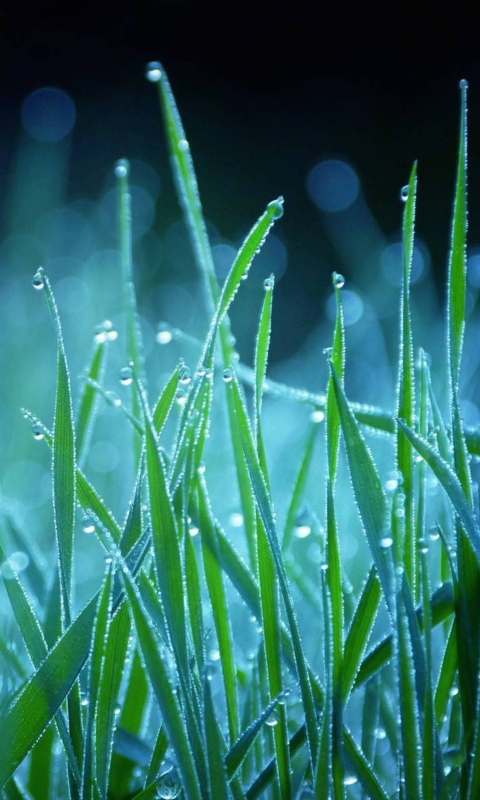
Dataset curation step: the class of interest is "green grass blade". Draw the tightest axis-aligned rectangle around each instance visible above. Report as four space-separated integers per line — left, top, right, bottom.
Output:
197 478 238 743
82 565 113 800
152 363 182 434
184 511 205 675
342 566 381 700
120 570 202 800
137 382 188 676
225 690 288 780
396 419 480 562
435 622 457 724
448 79 468 387
145 725 168 786
397 162 417 594
282 423 319 553
27 727 54 800
76 340 107 467
342 728 389 800
204 678 230 799
228 372 318 768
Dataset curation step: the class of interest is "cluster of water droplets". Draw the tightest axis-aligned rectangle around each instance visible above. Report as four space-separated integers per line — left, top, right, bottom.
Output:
94 320 118 344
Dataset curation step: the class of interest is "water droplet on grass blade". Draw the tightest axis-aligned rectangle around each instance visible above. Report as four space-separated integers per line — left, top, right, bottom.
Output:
266 708 280 727
460 78 469 90
178 139 189 152
32 423 44 440
205 663 217 681
114 159 129 178
156 768 181 799
82 516 95 534
175 389 187 407
178 366 192 384
32 270 44 290
229 512 243 527
380 536 393 549
267 196 284 220
343 775 358 786
95 320 118 343
223 367 234 383
320 561 329 572
294 524 311 539
400 185 409 202
119 366 133 385
146 61 162 82
264 275 274 291
8 552 29 572
332 271 345 289
310 409 325 423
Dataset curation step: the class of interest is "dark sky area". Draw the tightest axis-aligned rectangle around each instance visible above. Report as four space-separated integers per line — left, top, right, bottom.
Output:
1 6 479 361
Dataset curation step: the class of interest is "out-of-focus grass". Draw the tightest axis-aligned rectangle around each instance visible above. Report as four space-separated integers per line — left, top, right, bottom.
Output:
0 65 480 799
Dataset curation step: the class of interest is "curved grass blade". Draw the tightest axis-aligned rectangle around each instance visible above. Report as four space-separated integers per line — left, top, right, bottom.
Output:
204 678 230 799
342 566 381 700
120 571 202 800
145 725 168 786
225 690 289 780
397 162 417 594
282 423 319 553
76 340 107 467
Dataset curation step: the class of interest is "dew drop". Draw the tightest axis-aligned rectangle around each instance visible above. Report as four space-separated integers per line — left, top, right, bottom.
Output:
380 536 393 549
156 768 181 800
114 159 129 178
417 538 429 554
119 366 133 386
429 528 440 542
178 139 189 152
265 708 280 727
82 516 95 534
80 696 89 707
105 391 122 408
114 703 121 716
32 270 44 291
197 462 206 475
223 367 234 383
8 552 29 573
95 320 118 344
460 78 469 91
263 275 274 291
374 727 386 740
208 648 220 662
156 323 173 345
332 271 345 289
189 524 199 537
175 389 187 407
449 685 459 698
343 775 358 787
32 423 44 441
267 196 284 220
294 524 311 539
320 561 329 572
205 663 217 681
145 61 162 83
400 185 409 202
229 512 243 527
310 409 325 423
178 366 192 385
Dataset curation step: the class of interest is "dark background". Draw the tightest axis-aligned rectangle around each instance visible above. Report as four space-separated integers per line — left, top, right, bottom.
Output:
1 6 479 361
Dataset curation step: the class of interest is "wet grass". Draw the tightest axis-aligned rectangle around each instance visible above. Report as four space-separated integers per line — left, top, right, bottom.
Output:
0 67 479 798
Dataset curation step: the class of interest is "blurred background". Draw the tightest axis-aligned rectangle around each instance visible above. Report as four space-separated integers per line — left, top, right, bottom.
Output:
1 5 480 596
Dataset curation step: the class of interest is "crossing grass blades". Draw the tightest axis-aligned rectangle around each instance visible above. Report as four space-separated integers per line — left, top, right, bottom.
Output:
0 67 479 798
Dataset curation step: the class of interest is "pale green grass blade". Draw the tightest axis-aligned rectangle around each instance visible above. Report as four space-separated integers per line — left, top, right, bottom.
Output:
395 576 422 800
330 366 392 610
38 268 76 625
152 363 182 434
0 598 96 789
76 340 107 467
315 570 333 797
137 383 188 676
116 159 144 467
119 456 144 554
0 536 147 789
120 570 202 800
0 542 81 787
145 725 168 786
467 668 480 798
420 547 440 800
361 675 381 771
225 690 288 780
397 162 417 594
204 678 230 798
324 274 345 796
197 477 238 743
253 277 291 798
228 373 318 768
354 581 454 690
435 622 457 725
96 602 132 799
448 80 468 387
342 728 389 800
27 727 54 800
82 565 113 800
342 566 381 700
184 513 205 675
150 63 219 313
396 419 480 561
282 423 319 552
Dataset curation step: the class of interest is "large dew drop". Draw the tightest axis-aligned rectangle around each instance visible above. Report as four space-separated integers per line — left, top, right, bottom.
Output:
267 196 284 220
145 62 162 83
32 270 44 291
114 159 130 179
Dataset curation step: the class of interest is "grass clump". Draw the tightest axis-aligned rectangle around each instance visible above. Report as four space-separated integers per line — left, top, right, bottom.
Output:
0 65 479 799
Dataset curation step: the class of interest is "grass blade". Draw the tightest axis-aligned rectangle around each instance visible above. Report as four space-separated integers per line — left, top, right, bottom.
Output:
76 340 107 467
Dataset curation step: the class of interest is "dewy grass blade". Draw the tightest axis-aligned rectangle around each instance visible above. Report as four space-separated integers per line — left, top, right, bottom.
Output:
137 381 188 677
342 566 381 700
115 159 144 466
282 423 319 553
82 565 113 800
37 268 76 626
253 277 291 798
120 572 203 800
227 372 318 769
76 340 107 468
225 690 289 780
204 678 230 799
197 478 238 743
397 162 417 594
396 419 480 562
